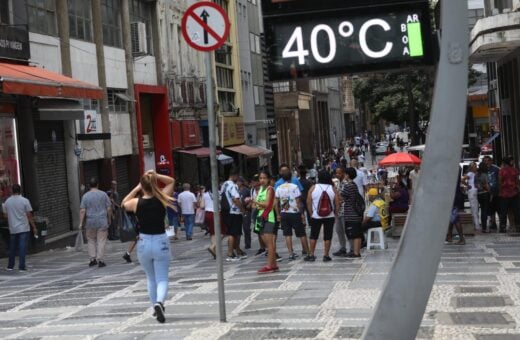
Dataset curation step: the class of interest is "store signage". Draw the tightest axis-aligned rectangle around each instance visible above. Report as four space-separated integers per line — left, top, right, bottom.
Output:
220 116 245 147
0 25 30 61
84 110 98 134
262 0 434 80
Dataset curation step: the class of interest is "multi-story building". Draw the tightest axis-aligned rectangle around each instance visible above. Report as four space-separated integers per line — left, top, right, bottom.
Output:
470 0 520 163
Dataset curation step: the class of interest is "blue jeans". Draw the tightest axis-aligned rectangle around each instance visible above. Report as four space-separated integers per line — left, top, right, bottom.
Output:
8 231 29 270
137 233 171 305
183 214 195 238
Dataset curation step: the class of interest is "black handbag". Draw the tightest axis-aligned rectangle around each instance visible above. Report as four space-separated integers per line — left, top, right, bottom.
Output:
120 210 138 243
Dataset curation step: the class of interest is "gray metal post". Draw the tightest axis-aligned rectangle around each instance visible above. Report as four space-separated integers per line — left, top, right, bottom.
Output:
362 1 468 339
206 52 227 322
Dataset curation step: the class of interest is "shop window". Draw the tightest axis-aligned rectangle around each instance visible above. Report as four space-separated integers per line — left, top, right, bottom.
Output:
26 0 57 35
101 0 122 48
68 0 92 41
0 117 20 201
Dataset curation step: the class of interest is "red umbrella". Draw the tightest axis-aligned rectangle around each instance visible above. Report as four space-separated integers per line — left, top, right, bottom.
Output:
379 152 422 167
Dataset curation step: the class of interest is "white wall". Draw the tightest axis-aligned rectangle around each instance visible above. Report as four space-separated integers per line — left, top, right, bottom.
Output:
109 113 133 157
69 39 99 86
134 56 157 85
104 46 127 88
29 33 61 73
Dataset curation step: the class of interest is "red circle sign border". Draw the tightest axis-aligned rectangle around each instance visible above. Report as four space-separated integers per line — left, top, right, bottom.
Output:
181 1 231 52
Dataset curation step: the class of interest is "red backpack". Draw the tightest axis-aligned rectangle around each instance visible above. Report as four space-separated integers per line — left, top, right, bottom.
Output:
317 185 333 217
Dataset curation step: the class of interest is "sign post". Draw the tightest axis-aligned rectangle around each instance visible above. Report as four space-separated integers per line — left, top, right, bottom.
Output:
182 1 230 323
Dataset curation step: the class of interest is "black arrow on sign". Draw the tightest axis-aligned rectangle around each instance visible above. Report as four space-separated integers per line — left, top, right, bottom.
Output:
200 10 210 44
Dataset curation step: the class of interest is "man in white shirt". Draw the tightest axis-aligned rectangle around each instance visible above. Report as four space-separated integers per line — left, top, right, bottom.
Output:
350 159 368 197
178 183 197 240
222 172 245 261
274 172 309 260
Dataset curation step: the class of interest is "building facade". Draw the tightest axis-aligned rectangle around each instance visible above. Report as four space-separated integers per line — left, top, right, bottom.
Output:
470 0 520 163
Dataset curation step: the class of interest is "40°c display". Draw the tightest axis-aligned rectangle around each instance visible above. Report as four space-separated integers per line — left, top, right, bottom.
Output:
263 6 434 80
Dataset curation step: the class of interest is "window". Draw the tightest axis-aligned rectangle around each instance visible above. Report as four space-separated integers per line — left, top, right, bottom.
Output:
101 0 122 47
129 0 153 55
249 33 261 54
26 0 56 35
218 91 235 113
215 45 232 65
0 1 9 24
68 0 92 41
249 33 255 52
107 89 129 113
255 35 261 54
82 99 99 111
214 0 228 13
253 86 260 105
273 81 290 93
216 67 233 89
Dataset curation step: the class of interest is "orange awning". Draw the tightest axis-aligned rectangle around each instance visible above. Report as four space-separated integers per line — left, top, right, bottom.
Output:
0 62 102 99
225 144 272 158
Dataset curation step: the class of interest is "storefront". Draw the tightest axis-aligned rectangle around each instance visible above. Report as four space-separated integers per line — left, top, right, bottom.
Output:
0 103 19 200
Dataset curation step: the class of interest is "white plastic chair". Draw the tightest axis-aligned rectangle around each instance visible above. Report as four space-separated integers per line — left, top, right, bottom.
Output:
367 227 386 250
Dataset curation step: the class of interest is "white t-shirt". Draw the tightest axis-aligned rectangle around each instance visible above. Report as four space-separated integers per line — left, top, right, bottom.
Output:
354 169 368 197
275 182 301 214
222 180 241 215
178 191 197 215
311 184 335 219
203 192 214 212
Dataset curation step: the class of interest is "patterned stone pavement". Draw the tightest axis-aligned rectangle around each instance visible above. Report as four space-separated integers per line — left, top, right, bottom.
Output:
0 229 519 339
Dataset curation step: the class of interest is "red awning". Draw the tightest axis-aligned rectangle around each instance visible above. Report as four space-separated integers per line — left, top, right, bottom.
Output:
176 147 221 158
0 62 103 99
225 144 272 158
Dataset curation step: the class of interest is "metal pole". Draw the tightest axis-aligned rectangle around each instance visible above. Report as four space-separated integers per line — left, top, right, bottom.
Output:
206 52 227 322
362 1 468 339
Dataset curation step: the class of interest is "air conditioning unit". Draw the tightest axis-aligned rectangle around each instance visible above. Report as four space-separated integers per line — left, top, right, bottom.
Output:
130 22 148 55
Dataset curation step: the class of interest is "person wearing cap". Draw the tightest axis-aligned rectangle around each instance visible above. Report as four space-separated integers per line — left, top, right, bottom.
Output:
362 188 388 231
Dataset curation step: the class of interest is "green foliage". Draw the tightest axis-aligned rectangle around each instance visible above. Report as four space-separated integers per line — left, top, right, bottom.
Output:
353 70 434 124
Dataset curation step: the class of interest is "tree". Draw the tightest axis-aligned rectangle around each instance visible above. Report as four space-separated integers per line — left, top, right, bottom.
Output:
353 70 434 125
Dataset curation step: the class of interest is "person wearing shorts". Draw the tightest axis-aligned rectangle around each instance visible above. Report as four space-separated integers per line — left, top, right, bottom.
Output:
254 171 278 273
275 171 309 260
305 171 340 262
221 172 245 262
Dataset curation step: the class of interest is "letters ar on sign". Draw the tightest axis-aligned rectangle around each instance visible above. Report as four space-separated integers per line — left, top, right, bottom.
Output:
262 0 435 80
182 1 230 52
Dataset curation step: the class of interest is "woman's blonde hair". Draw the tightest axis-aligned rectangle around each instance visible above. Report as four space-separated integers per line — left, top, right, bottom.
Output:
140 172 172 208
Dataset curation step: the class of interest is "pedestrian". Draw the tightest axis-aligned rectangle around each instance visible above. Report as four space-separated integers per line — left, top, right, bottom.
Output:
463 162 481 232
408 165 420 198
2 184 38 271
274 169 309 261
275 164 304 191
498 156 520 232
389 178 409 214
178 183 197 240
476 162 490 233
107 180 120 240
298 165 312 226
254 171 278 273
202 186 225 259
342 167 365 258
350 159 368 198
483 156 500 230
167 191 180 240
362 188 389 230
332 166 349 257
221 171 246 261
122 170 175 323
79 177 112 268
238 177 252 250
446 169 466 245
305 170 340 262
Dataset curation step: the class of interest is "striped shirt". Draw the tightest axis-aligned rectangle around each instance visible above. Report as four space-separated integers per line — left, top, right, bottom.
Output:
341 181 363 223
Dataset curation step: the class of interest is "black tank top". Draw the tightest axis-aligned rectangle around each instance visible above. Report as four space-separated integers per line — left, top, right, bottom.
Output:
136 197 166 235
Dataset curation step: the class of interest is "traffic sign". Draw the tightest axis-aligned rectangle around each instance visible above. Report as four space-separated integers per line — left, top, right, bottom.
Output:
262 0 434 80
182 1 230 52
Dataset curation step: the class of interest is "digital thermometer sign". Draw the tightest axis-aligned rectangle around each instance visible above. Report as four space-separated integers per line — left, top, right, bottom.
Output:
262 1 434 80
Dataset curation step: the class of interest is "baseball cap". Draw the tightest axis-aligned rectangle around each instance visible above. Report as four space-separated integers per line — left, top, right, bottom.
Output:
368 188 379 196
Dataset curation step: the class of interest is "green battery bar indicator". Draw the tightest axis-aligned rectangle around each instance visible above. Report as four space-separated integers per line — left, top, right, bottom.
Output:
407 22 424 57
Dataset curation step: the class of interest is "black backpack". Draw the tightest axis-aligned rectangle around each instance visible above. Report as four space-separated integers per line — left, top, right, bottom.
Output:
353 191 366 217
220 184 230 212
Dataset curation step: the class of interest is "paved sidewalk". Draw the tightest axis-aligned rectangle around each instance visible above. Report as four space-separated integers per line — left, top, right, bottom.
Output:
0 230 519 339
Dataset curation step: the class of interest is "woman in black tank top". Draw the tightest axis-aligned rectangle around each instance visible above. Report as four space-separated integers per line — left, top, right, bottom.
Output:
122 170 174 323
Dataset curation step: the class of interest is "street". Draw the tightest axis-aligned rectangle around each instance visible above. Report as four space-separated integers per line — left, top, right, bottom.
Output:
0 230 518 339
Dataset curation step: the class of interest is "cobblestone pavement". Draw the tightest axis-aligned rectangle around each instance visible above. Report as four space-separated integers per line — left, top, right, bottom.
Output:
1 229 520 339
